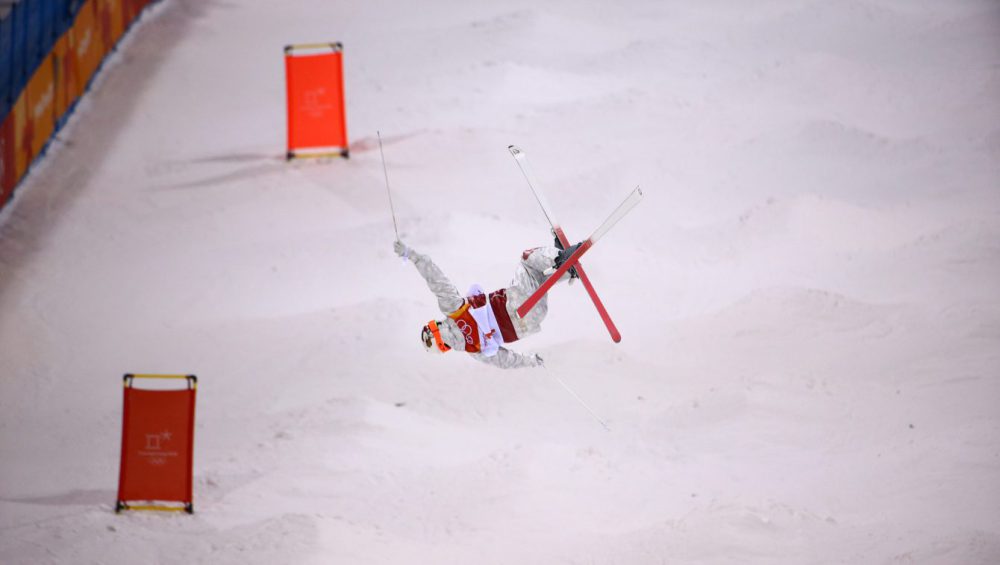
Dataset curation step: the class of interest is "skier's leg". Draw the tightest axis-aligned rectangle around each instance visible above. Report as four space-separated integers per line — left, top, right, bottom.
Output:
505 247 561 338
521 246 560 286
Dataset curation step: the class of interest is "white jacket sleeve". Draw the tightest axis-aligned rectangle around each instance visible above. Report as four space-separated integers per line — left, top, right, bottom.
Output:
408 248 465 315
473 347 543 369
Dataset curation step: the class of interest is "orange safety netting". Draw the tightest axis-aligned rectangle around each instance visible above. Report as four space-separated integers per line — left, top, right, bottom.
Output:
285 43 349 159
116 374 197 513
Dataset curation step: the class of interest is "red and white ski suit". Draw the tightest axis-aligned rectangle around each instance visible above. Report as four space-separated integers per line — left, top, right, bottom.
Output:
405 245 562 369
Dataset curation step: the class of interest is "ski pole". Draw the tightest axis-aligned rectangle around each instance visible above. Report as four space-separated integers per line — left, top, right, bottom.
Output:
544 368 611 432
378 130 400 240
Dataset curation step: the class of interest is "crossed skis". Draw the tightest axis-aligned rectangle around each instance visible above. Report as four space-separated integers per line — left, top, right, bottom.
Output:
509 145 642 342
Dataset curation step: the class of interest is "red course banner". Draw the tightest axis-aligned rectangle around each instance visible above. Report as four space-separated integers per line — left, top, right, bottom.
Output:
285 43 349 159
116 374 197 513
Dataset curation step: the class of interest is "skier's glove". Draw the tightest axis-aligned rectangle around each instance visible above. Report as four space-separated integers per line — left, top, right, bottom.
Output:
393 240 410 259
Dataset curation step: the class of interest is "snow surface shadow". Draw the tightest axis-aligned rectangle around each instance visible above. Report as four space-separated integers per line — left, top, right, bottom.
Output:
186 152 283 165
1 489 115 507
0 0 214 301
348 129 429 154
153 161 287 191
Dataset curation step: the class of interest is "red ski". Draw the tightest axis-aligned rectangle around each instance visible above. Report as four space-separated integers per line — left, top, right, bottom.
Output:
509 145 641 341
511 156 642 326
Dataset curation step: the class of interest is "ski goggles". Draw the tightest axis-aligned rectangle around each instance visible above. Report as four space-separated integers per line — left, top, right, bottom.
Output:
422 320 450 352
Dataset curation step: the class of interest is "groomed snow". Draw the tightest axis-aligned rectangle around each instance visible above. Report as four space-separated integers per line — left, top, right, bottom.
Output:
1 0 999 563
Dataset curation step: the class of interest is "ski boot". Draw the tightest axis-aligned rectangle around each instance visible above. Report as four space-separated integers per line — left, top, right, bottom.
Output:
554 235 581 283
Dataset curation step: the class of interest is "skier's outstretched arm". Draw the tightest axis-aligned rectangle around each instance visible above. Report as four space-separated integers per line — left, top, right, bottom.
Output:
394 241 464 314
474 348 544 369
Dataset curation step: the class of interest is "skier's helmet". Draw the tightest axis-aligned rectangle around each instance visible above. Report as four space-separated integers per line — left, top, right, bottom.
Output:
421 319 451 353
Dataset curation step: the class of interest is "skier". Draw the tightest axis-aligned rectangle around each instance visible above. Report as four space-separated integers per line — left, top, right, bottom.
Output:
394 239 580 369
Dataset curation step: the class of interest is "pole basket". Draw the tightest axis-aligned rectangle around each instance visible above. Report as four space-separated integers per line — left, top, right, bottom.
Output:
115 374 198 514
284 42 349 160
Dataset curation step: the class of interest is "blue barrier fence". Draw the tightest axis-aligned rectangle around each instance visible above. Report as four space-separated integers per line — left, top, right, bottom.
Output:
1 1 85 121
1 0 159 213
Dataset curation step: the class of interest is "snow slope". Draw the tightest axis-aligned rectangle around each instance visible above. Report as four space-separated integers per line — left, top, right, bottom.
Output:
1 0 999 563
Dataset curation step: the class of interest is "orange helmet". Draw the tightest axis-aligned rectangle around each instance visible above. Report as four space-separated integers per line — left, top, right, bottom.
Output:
421 320 451 353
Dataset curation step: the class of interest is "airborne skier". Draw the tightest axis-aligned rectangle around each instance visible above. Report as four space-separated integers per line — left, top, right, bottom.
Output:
393 239 580 369
384 143 640 370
